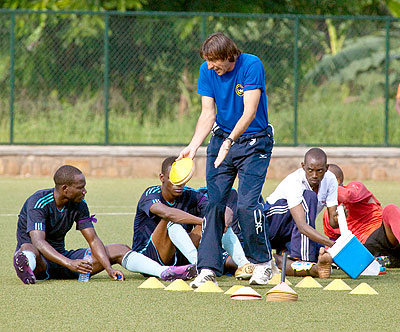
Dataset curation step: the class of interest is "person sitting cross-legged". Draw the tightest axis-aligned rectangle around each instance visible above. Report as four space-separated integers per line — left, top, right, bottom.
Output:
14 165 195 284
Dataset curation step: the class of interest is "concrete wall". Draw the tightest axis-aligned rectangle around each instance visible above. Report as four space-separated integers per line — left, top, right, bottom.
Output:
0 145 399 181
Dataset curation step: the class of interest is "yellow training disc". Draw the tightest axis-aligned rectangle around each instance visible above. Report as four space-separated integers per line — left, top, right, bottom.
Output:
169 158 194 185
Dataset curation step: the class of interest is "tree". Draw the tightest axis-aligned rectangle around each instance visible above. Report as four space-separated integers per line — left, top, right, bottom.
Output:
0 0 145 11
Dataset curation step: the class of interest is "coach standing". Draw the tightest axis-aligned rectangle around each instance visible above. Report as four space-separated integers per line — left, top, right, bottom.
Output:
178 32 274 287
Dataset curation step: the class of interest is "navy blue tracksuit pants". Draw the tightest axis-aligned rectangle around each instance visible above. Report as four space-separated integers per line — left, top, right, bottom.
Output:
197 127 274 276
265 190 321 262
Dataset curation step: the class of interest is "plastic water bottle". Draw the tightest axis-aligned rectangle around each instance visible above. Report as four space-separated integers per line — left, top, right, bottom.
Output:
78 249 92 282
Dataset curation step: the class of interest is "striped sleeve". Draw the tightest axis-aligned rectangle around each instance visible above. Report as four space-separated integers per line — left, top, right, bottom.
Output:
26 193 54 233
139 187 162 217
26 208 47 233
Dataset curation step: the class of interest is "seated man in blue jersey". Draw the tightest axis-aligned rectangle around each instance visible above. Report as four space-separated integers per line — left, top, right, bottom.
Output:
13 165 196 284
264 148 337 278
131 156 254 279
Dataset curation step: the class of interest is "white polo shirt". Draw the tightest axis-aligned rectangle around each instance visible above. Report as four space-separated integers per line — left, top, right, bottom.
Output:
266 168 338 215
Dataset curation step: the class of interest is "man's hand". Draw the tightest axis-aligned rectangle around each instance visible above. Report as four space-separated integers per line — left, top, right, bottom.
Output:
214 139 231 168
177 145 197 161
107 268 125 281
69 258 93 274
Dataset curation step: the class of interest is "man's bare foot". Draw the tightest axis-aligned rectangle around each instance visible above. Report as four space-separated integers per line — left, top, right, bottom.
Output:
317 247 332 278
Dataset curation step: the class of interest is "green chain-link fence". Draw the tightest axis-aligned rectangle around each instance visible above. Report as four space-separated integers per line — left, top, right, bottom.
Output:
0 9 399 146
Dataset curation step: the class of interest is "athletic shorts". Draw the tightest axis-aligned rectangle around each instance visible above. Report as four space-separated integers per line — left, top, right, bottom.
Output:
364 223 400 267
36 248 88 280
139 239 190 267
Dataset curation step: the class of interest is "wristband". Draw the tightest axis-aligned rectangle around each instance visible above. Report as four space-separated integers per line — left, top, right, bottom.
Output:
225 137 235 146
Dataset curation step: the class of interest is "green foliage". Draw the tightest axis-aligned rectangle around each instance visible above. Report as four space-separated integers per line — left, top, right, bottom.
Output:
142 0 392 16
387 0 400 16
305 32 400 91
0 0 145 11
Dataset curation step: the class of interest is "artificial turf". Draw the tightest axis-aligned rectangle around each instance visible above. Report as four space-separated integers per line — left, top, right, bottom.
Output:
1 177 399 331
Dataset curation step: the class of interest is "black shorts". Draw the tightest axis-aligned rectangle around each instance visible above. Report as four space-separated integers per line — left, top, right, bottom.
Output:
36 248 88 280
139 238 190 267
364 223 400 267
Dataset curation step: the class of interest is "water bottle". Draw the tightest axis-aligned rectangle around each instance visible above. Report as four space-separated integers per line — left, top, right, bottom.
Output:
78 249 92 282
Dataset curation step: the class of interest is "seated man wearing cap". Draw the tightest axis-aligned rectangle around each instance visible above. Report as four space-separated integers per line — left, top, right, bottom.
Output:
131 156 254 278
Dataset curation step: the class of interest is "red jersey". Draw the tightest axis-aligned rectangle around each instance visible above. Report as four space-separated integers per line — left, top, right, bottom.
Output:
323 181 383 244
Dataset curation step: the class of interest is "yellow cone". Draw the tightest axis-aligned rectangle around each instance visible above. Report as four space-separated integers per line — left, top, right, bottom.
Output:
164 279 193 291
295 276 323 288
225 285 244 295
269 273 292 285
266 282 298 302
324 279 352 291
194 281 224 293
350 283 378 295
138 277 165 289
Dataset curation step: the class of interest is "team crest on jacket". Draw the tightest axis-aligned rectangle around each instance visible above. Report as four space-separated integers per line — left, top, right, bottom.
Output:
235 84 244 97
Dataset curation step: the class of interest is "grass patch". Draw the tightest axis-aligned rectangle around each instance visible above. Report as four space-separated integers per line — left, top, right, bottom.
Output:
1 177 400 331
0 83 399 145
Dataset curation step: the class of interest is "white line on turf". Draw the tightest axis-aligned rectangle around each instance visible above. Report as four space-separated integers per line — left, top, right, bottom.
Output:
0 212 135 217
90 206 134 208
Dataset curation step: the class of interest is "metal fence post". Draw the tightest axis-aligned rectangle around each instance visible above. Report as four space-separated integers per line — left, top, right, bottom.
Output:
384 18 390 146
9 12 15 144
201 15 206 43
293 16 299 146
103 12 110 145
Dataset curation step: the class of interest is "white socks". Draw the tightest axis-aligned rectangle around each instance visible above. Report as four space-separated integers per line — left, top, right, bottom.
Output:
167 222 198 264
22 250 36 271
121 251 167 277
221 227 249 268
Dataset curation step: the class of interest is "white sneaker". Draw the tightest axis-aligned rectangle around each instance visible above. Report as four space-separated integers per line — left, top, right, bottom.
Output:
190 269 217 289
271 257 280 276
249 261 273 285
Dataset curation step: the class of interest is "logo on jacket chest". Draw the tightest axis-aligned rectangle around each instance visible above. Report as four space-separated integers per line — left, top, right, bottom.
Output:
235 84 244 97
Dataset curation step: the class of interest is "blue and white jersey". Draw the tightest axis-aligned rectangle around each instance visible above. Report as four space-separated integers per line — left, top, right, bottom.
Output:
16 188 93 253
132 186 208 252
197 53 269 135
